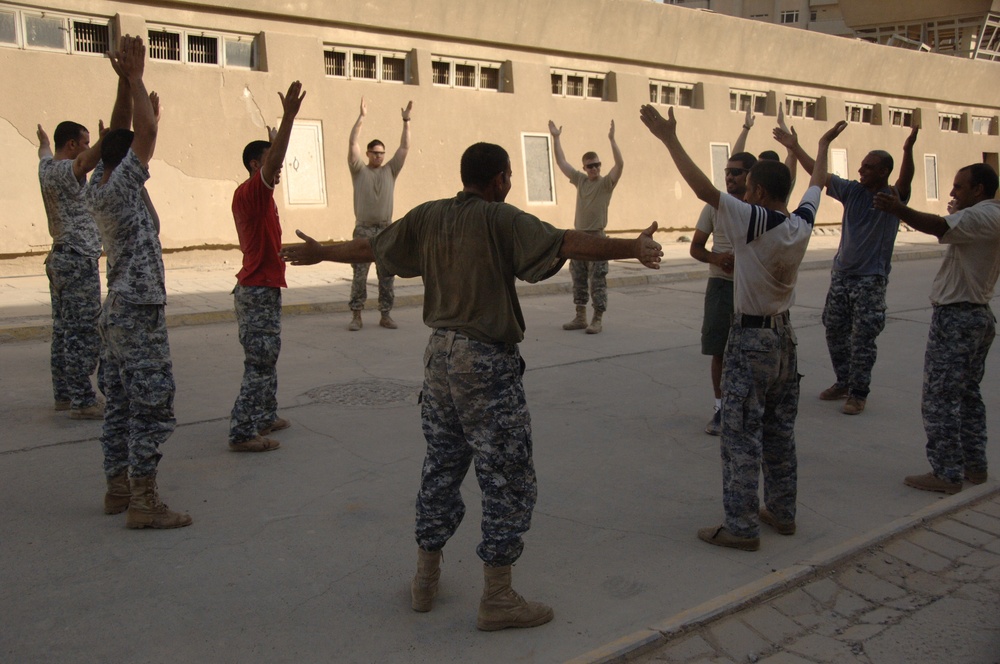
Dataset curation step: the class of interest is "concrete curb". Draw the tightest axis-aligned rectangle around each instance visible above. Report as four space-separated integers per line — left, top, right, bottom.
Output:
0 245 945 344
565 482 1000 664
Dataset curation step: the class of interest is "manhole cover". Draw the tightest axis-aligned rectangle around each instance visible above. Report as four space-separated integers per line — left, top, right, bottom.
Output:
304 379 419 407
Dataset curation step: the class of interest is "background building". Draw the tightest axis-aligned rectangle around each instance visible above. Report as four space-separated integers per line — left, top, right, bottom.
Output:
2 0 998 255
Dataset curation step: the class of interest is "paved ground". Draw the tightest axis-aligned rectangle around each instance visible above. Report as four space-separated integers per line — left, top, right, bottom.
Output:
2 230 998 663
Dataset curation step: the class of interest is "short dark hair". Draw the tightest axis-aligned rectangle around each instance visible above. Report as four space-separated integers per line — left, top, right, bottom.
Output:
758 150 781 162
460 143 509 188
748 160 792 202
100 129 134 170
729 152 758 170
242 140 271 174
582 151 599 163
367 139 385 152
869 150 894 175
54 121 87 150
960 163 999 198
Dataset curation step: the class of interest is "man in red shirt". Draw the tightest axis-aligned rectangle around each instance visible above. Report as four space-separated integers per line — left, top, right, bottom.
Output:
229 81 306 452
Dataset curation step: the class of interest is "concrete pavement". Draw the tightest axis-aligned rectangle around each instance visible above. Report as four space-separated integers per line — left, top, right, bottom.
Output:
2 231 998 663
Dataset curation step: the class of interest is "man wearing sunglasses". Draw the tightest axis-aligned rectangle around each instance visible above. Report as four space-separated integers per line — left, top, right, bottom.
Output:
549 119 624 334
346 97 413 331
690 152 756 435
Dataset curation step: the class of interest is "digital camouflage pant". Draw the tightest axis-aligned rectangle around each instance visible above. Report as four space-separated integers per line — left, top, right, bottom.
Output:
922 304 995 483
822 272 887 399
349 223 394 313
569 259 608 313
720 320 799 539
46 248 102 408
229 285 281 444
416 329 536 566
98 293 175 479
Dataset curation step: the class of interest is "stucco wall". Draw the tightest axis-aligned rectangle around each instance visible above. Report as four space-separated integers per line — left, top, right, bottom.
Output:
1 0 998 255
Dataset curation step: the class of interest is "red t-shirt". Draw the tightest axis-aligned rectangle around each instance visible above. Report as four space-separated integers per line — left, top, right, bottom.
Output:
233 170 286 287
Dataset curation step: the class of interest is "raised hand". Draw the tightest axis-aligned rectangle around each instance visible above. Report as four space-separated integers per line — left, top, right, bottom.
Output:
772 125 798 149
149 93 160 124
401 101 413 121
820 120 848 145
36 124 50 149
743 105 755 129
279 80 306 118
359 97 367 117
639 105 675 142
547 120 561 137
608 119 616 141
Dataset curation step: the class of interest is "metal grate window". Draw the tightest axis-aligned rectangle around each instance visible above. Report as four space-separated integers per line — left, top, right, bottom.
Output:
148 31 181 61
187 35 219 65
352 53 376 79
72 21 108 54
324 50 346 77
889 107 913 127
480 66 499 91
651 81 695 108
382 55 405 82
432 61 450 85
455 63 476 87
845 103 873 124
730 90 767 114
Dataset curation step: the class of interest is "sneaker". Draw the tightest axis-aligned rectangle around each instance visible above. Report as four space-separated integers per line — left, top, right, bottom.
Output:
904 472 962 495
705 409 722 436
70 402 105 420
697 525 760 551
228 435 281 453
842 396 866 415
259 417 291 436
759 508 796 535
819 384 849 400
965 469 988 485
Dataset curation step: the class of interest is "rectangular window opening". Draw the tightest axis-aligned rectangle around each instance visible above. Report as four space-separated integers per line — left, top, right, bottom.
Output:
72 21 108 54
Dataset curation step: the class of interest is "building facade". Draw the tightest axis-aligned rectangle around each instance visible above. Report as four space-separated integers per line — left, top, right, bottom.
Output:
2 0 998 255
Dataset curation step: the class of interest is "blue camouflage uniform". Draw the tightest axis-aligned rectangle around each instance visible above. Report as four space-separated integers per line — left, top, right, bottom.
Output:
87 150 174 479
372 191 565 566
38 157 103 409
716 188 821 538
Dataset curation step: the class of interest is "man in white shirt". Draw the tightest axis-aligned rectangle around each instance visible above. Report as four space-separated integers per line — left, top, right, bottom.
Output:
641 103 846 551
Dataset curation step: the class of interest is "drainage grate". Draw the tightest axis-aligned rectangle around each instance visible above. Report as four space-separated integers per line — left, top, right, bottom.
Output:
304 379 419 407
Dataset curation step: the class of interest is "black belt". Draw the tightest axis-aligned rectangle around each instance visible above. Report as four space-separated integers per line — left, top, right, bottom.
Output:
736 312 790 328
51 243 66 252
937 302 988 310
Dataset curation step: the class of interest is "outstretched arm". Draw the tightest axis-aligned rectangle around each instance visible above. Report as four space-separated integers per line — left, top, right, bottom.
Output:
281 229 375 265
348 97 366 165
560 222 662 269
115 35 156 168
773 125 827 186
894 125 919 201
262 80 306 187
391 101 413 168
640 105 720 209
873 190 948 238
606 120 624 184
733 106 754 155
37 125 53 160
548 121 576 179
809 121 848 190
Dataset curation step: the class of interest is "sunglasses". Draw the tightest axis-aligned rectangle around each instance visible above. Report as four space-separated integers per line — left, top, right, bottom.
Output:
724 167 748 176
368 150 386 156
584 162 602 170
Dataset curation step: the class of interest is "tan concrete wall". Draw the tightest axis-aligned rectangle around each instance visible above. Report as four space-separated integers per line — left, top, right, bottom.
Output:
2 0 999 255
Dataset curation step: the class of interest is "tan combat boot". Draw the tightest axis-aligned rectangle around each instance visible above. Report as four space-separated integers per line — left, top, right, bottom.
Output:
103 472 130 515
126 475 193 529
477 564 554 631
585 310 603 335
562 306 587 330
348 310 363 331
380 312 398 329
411 547 442 612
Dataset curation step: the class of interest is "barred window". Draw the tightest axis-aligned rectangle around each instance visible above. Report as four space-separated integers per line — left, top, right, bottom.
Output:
72 21 108 55
785 95 818 119
325 46 408 83
433 56 502 91
187 35 218 65
889 107 914 128
148 31 181 62
845 102 873 124
652 81 695 107
730 89 767 114
939 113 960 132
552 69 604 100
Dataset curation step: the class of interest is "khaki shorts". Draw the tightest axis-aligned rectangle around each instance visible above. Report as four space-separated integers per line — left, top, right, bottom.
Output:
701 277 734 356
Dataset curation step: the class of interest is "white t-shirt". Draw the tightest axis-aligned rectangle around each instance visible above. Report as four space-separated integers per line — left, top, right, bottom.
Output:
715 186 821 316
930 199 1000 306
695 203 733 281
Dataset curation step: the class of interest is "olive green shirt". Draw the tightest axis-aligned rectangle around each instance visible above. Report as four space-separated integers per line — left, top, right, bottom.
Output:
372 192 567 344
